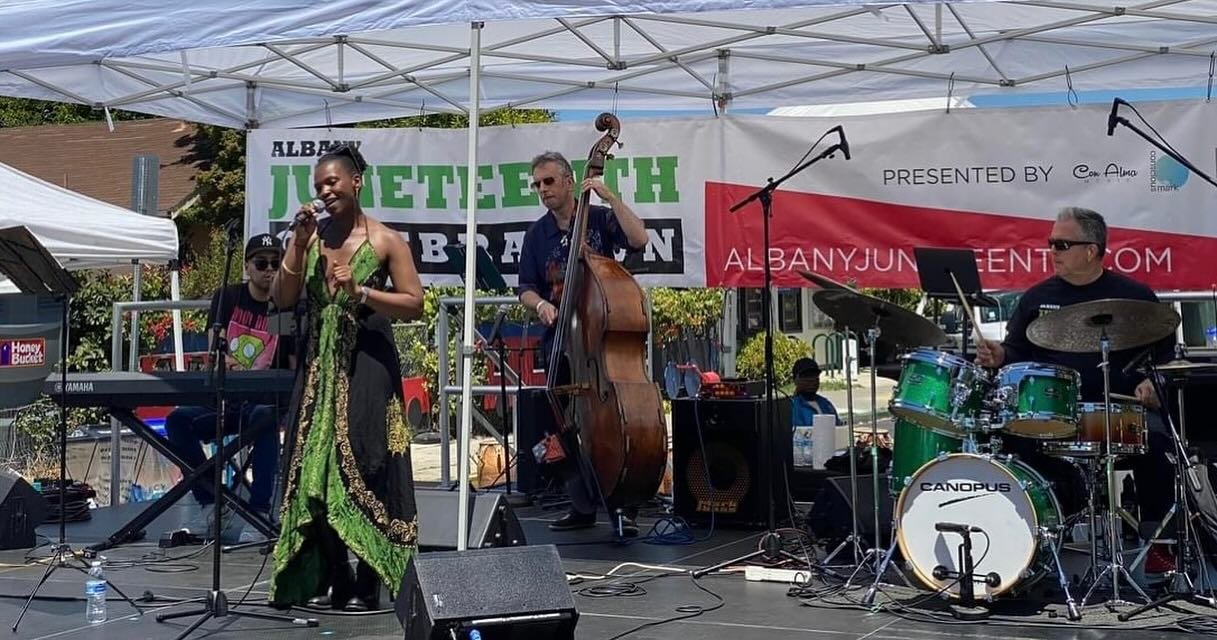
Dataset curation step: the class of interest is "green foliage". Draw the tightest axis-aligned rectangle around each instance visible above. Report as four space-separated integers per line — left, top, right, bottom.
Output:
735 332 811 388
356 109 555 130
0 98 152 128
392 287 523 433
649 288 723 342
862 288 922 312
178 125 248 228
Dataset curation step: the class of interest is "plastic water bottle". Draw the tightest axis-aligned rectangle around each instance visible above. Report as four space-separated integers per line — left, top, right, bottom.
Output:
469 630 482 640
1206 326 1217 348
801 430 813 468
85 561 107 624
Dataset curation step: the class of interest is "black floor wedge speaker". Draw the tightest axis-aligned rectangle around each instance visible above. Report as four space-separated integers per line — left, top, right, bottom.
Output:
415 488 526 551
0 470 48 550
396 545 577 640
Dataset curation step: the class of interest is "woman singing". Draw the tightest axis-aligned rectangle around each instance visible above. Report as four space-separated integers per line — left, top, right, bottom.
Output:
269 143 424 611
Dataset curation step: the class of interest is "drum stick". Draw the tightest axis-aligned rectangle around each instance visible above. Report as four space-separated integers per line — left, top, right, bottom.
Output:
1109 392 1142 404
948 271 985 347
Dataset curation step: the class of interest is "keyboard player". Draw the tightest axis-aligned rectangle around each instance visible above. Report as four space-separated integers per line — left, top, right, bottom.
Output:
164 233 293 543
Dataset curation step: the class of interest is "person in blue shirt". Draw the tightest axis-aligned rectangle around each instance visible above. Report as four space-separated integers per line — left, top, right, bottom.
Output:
516 151 649 535
790 357 841 426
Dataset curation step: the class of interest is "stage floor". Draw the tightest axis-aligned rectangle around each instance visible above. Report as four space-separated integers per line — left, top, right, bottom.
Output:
0 498 1207 639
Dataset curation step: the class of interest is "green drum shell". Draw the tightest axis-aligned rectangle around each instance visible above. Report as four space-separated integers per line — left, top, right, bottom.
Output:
890 419 962 496
998 457 1063 587
889 350 990 437
995 363 1080 439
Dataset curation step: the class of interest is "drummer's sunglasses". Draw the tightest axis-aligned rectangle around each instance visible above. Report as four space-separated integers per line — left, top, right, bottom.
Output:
1048 238 1097 251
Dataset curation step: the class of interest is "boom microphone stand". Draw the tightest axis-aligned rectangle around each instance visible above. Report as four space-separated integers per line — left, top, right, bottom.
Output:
693 127 850 577
156 221 312 638
0 226 142 632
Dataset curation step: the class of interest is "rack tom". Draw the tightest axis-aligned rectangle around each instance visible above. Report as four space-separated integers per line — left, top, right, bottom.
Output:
890 349 991 437
992 362 1080 439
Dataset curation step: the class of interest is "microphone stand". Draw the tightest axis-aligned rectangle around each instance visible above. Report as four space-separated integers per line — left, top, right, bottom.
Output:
156 222 313 638
693 129 849 578
1109 100 1217 189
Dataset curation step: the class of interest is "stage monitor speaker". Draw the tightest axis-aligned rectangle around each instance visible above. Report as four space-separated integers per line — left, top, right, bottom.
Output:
806 474 893 549
0 470 48 550
415 488 526 551
396 545 577 640
672 397 792 528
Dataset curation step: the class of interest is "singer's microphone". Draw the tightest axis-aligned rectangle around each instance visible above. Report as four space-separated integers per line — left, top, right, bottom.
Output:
838 126 851 160
935 522 982 533
1106 97 1125 136
289 199 327 231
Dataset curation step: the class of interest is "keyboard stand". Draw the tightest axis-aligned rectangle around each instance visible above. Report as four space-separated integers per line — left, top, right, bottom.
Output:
86 410 277 553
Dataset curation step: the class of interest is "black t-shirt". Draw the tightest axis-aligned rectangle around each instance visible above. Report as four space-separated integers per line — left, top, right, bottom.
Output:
208 284 291 370
1001 270 1173 401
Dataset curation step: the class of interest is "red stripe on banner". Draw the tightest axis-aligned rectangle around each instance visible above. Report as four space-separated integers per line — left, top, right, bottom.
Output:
704 182 1217 290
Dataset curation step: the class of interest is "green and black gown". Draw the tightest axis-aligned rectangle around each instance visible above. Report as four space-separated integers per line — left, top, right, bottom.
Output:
270 240 417 605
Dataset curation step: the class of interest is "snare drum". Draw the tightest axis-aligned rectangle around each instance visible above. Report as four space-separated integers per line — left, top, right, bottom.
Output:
1043 402 1146 457
890 349 992 437
992 363 1080 439
896 453 1063 598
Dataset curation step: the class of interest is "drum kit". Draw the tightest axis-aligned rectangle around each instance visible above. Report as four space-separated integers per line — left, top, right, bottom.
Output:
805 274 1215 619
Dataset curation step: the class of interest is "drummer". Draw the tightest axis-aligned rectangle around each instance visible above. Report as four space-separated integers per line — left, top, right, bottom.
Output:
976 206 1176 574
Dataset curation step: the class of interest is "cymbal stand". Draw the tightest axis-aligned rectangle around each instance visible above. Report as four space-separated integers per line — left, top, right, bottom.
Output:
1081 327 1149 607
821 326 866 569
853 322 910 604
1119 361 1217 621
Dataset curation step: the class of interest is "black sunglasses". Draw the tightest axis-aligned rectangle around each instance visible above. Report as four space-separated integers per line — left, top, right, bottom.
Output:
1047 238 1097 251
530 176 561 190
252 258 280 271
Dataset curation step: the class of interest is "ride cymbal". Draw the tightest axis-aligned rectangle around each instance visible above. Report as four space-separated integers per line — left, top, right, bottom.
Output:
1026 298 1179 353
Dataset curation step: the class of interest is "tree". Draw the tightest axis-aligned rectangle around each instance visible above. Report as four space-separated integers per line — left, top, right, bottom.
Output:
0 97 151 128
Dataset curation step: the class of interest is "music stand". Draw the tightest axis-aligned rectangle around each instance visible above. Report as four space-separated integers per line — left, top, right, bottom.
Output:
0 226 140 631
444 243 508 291
913 248 996 358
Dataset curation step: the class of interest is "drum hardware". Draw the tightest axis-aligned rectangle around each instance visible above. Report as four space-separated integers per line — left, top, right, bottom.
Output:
810 287 949 588
1028 298 1180 608
931 522 999 620
1041 525 1084 621
1118 357 1217 621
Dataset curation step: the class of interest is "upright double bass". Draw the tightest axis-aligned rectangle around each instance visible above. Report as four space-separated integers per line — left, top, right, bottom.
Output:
545 113 668 519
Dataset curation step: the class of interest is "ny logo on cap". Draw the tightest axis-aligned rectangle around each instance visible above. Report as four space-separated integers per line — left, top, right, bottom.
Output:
261 236 274 247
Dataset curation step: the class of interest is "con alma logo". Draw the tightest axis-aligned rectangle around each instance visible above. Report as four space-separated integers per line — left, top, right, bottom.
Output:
0 339 46 368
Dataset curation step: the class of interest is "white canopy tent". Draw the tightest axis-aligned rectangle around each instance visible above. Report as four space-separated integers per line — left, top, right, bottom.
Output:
1 0 1216 127
1 160 179 278
3 0 1214 547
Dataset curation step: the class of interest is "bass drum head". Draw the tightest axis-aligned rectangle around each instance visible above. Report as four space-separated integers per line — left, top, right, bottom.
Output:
895 453 1048 598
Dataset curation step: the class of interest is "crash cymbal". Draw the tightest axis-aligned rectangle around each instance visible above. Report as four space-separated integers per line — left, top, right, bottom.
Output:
1026 298 1179 353
798 270 858 292
812 289 948 348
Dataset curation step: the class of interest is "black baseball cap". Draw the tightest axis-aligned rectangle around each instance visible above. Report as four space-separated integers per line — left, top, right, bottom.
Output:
792 357 821 378
245 233 283 259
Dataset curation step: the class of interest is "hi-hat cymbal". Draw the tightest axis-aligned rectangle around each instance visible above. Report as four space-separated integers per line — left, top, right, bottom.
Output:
799 270 858 292
1156 359 1217 375
1026 298 1179 353
812 289 948 348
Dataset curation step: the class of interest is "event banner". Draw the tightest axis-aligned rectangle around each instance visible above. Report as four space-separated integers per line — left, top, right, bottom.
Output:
246 100 1217 290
